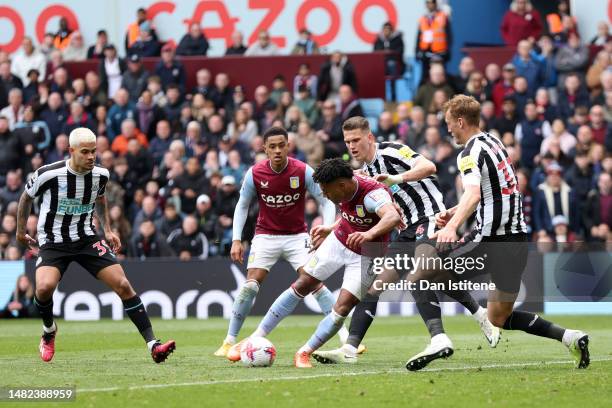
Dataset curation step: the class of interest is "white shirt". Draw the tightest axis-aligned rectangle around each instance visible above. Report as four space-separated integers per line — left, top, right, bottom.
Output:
11 50 46 86
104 58 122 100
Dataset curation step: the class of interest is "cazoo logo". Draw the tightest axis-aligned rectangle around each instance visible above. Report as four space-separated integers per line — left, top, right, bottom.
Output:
260 193 300 206
341 211 373 225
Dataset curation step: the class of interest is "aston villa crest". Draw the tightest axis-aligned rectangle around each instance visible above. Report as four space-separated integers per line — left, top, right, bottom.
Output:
356 205 365 217
290 176 299 189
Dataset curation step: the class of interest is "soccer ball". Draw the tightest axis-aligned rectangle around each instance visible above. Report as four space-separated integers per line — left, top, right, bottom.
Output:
240 337 276 367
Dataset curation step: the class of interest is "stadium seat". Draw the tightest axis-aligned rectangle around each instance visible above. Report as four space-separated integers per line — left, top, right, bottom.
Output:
360 98 385 118
394 79 412 102
367 117 378 134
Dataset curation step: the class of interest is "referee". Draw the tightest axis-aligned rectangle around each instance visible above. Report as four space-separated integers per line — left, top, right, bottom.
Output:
430 95 589 369
313 116 499 369
16 128 175 364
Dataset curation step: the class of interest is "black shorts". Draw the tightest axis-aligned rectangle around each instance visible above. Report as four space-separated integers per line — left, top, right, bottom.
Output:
443 232 529 293
395 216 438 243
37 236 119 278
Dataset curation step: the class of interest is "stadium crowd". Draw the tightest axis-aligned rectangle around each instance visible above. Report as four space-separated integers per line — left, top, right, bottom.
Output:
0 0 610 265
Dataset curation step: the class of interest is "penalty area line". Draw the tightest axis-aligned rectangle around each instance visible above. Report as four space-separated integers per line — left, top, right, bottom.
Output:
79 357 612 393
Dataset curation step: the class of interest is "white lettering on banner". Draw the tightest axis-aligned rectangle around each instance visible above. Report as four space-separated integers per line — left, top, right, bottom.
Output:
0 0 425 56
175 290 199 320
99 292 123 320
196 290 233 319
63 291 100 321
141 290 174 320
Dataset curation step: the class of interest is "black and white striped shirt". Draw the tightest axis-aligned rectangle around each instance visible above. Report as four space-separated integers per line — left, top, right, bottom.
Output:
25 160 109 246
457 132 527 239
362 142 446 226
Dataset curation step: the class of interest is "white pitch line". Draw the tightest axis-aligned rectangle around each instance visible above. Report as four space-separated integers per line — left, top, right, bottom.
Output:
78 357 612 394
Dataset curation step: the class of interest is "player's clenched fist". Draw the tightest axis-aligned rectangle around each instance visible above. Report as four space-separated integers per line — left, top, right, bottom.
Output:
230 240 244 264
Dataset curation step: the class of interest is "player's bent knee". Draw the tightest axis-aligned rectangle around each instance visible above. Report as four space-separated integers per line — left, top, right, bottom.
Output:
115 278 135 299
243 279 260 293
292 275 319 297
333 303 353 317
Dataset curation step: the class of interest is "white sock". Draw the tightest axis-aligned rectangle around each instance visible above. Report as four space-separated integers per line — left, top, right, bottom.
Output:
338 325 349 343
342 343 358 357
561 329 574 347
147 339 158 352
473 306 487 322
251 327 266 338
43 322 56 333
224 335 236 345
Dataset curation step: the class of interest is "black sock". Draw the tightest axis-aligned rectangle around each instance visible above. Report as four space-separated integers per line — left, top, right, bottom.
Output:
442 288 481 314
503 311 565 342
413 289 444 337
34 295 54 329
347 294 379 348
123 295 156 343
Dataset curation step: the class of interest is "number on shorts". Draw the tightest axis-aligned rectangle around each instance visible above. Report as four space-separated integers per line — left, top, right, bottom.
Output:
92 240 112 256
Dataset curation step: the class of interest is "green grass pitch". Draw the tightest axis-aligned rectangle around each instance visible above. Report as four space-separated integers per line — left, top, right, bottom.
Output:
0 315 611 407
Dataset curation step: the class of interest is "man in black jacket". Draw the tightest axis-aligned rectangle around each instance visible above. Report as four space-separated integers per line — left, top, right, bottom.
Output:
583 172 611 242
176 23 209 56
167 215 209 260
374 22 405 75
317 52 358 102
121 54 150 102
173 157 209 214
129 220 175 259
0 117 22 182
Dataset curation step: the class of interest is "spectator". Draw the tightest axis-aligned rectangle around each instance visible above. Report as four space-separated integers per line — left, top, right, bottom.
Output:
374 21 405 76
108 204 131 256
136 89 165 140
483 63 502 100
111 118 148 156
225 31 247 55
0 171 23 208
464 71 487 103
129 219 175 259
45 133 70 164
40 32 56 60
213 176 239 255
162 84 184 131
449 57 475 94
401 105 426 148
500 0 543 46
209 72 233 112
245 30 279 56
227 108 257 145
583 172 612 242
292 29 320 55
38 92 66 142
375 111 399 142
62 31 88 62
338 84 364 120
492 95 520 136
87 30 109 59
133 195 162 235
14 105 51 156
540 119 576 156
155 44 186 92
554 32 589 87
222 150 247 184
106 88 136 141
52 17 73 51
125 7 158 50
534 35 558 97
11 37 46 86
98 45 125 100
62 101 95 135
155 202 183 239
590 21 611 46
586 51 610 100
121 54 150 102
0 88 24 130
173 157 209 214
45 49 65 83
270 74 288 104
49 67 69 97
511 40 543 94
418 126 442 160
545 0 576 44
315 99 344 157
533 161 579 236
294 85 319 125
192 68 212 99
415 0 451 77
293 63 318 100
168 215 209 260
516 101 553 169
533 87 557 123
414 63 454 110
21 69 40 104
0 275 36 318
317 52 358 102
83 71 107 113
564 150 595 206
557 74 590 121
0 61 23 100
128 21 160 58
512 76 531 118
177 22 209 56
294 120 323 168
588 104 611 145
194 194 217 242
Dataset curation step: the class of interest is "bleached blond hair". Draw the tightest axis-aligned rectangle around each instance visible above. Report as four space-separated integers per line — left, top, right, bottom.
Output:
69 127 96 147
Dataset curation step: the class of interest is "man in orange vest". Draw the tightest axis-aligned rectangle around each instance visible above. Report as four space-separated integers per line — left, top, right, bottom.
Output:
546 0 577 44
415 0 452 83
125 8 158 52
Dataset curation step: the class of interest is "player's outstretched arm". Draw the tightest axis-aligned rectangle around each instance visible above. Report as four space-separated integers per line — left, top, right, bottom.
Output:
231 168 255 264
16 192 37 249
375 155 436 186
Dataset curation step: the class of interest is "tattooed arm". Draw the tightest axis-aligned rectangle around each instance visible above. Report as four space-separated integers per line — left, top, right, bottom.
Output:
95 195 121 252
16 192 37 248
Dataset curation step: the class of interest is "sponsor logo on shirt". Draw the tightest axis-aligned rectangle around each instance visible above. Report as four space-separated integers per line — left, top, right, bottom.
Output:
57 198 94 215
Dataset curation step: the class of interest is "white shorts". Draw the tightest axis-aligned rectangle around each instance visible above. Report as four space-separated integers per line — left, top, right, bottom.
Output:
247 233 310 271
302 233 375 300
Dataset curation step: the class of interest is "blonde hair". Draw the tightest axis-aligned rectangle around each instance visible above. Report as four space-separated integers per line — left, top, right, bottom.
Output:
69 127 96 147
443 95 481 127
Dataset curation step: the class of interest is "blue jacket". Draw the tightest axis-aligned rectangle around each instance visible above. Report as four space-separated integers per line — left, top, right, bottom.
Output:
532 182 579 234
106 102 137 141
154 60 186 94
511 53 543 94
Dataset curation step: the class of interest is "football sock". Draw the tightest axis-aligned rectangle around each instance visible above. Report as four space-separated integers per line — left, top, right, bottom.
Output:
312 285 349 342
442 288 481 314
253 286 302 337
413 289 445 337
300 310 347 354
226 279 260 343
502 311 565 341
34 295 55 329
346 294 378 348
123 295 155 343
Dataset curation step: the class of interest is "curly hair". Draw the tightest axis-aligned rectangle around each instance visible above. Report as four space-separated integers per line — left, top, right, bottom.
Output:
312 158 353 184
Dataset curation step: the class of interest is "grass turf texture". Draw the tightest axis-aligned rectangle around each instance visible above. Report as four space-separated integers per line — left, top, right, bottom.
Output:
0 315 610 407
